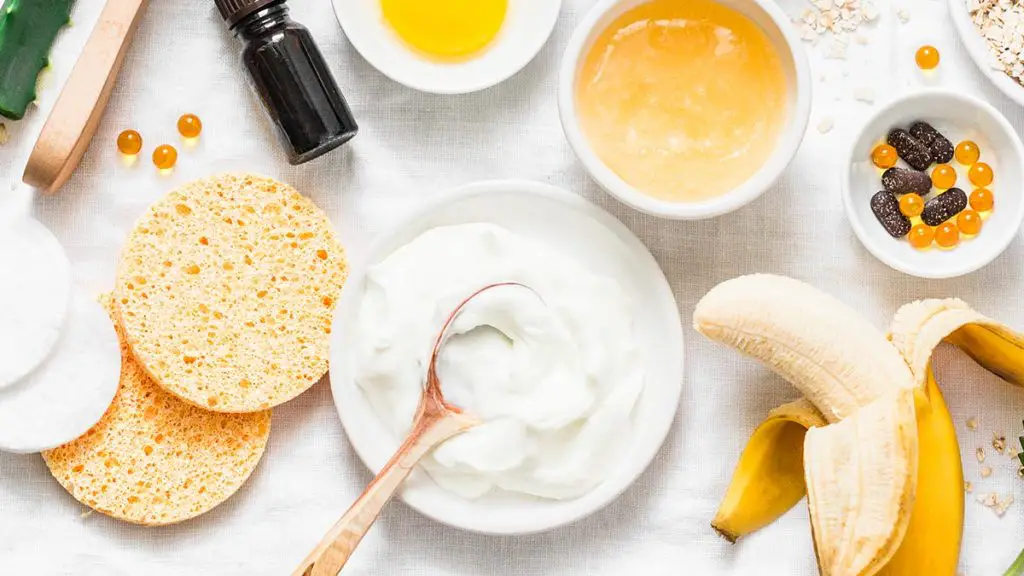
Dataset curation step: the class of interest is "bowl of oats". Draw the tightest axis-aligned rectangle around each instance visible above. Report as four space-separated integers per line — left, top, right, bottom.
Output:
951 0 1024 107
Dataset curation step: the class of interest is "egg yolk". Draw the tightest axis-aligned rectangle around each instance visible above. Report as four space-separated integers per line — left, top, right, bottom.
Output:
382 0 508 59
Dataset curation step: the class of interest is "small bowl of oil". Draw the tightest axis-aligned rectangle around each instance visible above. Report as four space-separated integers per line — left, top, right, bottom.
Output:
333 0 561 94
558 0 811 220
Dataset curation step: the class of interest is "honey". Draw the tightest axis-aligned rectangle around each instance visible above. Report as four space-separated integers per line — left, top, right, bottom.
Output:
576 0 788 203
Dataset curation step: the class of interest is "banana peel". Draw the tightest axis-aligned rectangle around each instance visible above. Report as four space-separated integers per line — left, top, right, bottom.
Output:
696 277 1024 576
711 398 826 542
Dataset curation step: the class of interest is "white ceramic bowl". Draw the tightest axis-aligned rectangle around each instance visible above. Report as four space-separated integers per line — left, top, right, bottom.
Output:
948 0 1024 108
330 180 683 534
843 90 1024 279
557 0 811 220
331 0 561 94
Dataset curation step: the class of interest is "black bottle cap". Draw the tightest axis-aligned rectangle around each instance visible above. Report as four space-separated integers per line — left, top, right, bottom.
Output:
214 0 280 26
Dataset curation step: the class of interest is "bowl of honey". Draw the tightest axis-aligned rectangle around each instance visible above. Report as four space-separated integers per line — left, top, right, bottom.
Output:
558 0 811 220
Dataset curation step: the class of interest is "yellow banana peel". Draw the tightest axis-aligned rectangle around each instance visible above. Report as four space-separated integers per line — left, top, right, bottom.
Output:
711 398 826 542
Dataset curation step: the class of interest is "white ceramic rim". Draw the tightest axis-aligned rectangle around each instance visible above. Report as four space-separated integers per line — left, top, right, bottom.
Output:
331 0 563 95
557 0 812 220
330 180 684 534
841 89 1024 279
948 0 1024 108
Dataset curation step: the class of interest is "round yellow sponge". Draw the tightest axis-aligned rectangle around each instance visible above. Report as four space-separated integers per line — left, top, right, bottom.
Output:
114 173 347 412
42 295 272 526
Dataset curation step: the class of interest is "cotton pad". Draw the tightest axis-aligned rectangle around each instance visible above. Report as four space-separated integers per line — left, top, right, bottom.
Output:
0 289 120 453
0 216 71 388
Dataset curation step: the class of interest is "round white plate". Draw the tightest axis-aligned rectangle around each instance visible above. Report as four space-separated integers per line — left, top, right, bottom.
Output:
0 289 120 454
842 90 1024 279
330 180 683 534
331 0 561 94
0 215 71 388
948 0 1024 108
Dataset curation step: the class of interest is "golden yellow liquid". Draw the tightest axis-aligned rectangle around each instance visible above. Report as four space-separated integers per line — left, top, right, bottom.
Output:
576 0 788 203
382 0 508 60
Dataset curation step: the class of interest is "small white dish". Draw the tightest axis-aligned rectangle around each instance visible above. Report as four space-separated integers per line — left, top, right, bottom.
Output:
948 0 1024 108
330 180 683 534
557 0 811 220
331 0 561 94
843 90 1024 279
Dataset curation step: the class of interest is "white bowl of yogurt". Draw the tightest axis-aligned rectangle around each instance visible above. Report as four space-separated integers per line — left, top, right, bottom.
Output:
330 180 683 534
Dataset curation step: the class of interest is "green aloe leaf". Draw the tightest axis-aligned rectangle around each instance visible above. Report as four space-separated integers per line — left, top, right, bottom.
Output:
1005 547 1024 576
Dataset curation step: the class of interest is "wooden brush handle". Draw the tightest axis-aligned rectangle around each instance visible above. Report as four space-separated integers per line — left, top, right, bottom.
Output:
22 0 149 193
292 411 477 576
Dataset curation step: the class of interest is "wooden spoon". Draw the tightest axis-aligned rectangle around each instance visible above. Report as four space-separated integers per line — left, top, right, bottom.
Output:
22 0 149 193
293 283 529 576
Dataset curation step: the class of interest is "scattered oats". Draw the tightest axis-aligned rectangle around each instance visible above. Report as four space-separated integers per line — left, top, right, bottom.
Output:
897 8 910 24
79 509 93 519
965 480 973 493
1009 445 1020 460
967 417 978 430
981 465 993 478
855 34 870 45
853 86 875 103
977 492 1015 516
826 37 849 59
817 117 835 133
1018 466 1024 479
993 432 1006 454
977 446 987 462
995 494 1015 516
0 123 7 145
798 0 879 46
862 1 880 21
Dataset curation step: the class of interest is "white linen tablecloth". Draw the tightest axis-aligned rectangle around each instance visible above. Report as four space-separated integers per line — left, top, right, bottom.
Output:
2 0 1023 574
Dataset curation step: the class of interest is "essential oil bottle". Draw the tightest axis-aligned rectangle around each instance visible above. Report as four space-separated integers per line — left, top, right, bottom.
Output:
214 0 358 165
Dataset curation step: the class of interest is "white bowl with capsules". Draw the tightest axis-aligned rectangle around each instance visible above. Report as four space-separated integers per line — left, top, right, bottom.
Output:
558 0 811 220
329 180 684 534
843 90 1024 279
332 0 562 94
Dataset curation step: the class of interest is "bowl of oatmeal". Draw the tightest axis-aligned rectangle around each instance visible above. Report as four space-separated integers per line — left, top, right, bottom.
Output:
950 0 1024 107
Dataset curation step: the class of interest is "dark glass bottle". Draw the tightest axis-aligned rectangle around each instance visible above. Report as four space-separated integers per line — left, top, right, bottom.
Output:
214 0 358 165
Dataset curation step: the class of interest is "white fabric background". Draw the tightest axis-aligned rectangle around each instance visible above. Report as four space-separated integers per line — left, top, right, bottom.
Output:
1 0 1023 574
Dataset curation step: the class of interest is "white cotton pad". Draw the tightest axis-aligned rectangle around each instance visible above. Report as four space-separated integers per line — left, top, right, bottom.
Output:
0 290 120 453
0 216 72 388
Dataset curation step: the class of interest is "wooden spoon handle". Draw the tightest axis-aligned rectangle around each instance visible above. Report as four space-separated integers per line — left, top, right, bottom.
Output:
292 412 476 576
22 0 149 193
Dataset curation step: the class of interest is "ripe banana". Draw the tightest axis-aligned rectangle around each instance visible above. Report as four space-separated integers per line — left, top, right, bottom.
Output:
805 388 918 576
696 275 1024 576
693 274 913 422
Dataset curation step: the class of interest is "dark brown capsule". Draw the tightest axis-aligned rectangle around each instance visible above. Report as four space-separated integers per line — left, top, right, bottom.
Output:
871 190 912 238
921 188 968 226
881 167 931 195
887 128 934 171
910 121 954 164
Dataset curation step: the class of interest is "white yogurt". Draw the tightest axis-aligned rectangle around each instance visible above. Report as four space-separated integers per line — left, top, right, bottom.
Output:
353 223 645 500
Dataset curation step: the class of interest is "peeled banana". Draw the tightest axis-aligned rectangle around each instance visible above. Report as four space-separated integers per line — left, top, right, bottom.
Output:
696 275 1024 576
